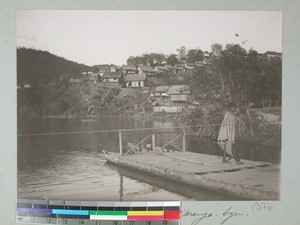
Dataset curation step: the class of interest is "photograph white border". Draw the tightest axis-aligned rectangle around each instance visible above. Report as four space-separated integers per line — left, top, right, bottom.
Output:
1 0 300 224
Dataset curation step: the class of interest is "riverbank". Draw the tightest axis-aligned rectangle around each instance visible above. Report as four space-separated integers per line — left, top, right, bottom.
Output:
102 151 280 200
41 113 177 120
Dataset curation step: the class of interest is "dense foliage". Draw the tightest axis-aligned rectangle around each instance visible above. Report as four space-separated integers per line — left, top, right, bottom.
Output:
182 44 281 139
17 47 91 84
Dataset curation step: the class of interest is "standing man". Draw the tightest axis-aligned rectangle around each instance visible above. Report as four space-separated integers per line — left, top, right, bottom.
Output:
217 102 242 164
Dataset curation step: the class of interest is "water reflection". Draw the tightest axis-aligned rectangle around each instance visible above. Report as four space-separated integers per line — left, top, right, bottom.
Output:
18 116 280 201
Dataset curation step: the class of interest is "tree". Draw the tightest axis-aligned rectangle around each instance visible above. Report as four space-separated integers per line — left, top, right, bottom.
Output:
127 56 143 66
127 53 166 67
186 49 204 63
166 54 179 66
183 43 282 138
127 89 151 115
176 46 187 63
211 43 223 57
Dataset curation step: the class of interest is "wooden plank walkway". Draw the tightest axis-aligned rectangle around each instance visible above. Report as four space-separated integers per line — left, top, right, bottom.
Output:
102 151 279 200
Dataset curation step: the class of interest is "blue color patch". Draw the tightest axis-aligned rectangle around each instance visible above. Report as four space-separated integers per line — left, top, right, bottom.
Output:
52 209 89 215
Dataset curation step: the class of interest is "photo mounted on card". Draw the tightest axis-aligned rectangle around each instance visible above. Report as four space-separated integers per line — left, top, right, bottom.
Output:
17 10 281 202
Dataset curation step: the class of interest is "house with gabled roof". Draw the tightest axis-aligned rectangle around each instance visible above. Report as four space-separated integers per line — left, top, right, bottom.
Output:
185 63 196 70
138 66 157 76
195 61 205 67
174 64 186 73
164 65 177 74
107 64 120 73
125 74 146 88
93 64 110 74
154 66 168 73
122 65 137 74
167 85 190 102
101 72 122 83
151 86 170 100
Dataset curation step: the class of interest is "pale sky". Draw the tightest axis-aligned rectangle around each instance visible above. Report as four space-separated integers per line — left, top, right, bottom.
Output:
17 10 282 66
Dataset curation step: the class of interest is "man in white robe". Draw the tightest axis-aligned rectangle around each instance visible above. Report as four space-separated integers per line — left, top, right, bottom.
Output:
218 103 242 164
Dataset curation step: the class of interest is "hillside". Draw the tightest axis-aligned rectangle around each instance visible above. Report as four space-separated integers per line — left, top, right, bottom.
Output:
17 47 91 84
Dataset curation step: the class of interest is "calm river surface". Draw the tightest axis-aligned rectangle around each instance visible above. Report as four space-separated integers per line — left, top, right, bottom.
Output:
18 116 280 201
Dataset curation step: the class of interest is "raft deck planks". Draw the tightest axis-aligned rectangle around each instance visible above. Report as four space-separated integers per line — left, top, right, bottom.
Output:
102 151 279 200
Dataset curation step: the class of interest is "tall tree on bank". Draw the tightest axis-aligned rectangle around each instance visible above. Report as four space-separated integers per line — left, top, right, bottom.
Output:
127 53 166 67
176 46 187 63
184 43 282 138
166 54 179 66
186 49 204 63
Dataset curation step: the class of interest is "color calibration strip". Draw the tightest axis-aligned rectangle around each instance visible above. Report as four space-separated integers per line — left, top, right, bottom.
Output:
16 199 180 225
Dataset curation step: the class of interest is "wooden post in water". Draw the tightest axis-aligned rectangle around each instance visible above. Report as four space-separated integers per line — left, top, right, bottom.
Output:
182 130 186 152
119 131 123 155
152 133 156 152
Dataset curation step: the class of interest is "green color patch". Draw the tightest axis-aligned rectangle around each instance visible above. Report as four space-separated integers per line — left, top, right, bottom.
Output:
89 210 127 216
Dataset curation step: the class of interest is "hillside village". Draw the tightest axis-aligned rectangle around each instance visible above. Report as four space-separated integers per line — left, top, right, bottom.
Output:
70 63 197 114
17 47 282 118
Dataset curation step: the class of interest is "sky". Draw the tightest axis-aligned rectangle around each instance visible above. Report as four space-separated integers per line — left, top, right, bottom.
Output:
17 10 282 66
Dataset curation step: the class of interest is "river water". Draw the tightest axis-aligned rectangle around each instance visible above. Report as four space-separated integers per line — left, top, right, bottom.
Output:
17 116 280 201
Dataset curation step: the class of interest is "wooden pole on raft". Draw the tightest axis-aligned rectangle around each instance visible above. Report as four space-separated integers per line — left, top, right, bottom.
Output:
119 131 123 155
158 153 212 167
152 133 156 152
182 130 186 152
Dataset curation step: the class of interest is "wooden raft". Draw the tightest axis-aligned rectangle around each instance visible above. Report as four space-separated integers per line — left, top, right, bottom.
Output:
102 151 279 200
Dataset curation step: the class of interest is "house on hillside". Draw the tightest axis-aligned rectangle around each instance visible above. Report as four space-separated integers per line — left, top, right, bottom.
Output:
154 66 168 73
164 65 177 74
203 51 210 58
167 85 190 103
152 86 170 100
266 51 282 58
203 51 212 64
125 74 146 88
138 66 157 76
69 74 85 83
122 65 137 74
107 64 120 73
174 64 186 73
17 82 33 89
101 72 122 83
92 64 119 82
195 61 205 67
92 64 111 80
81 69 93 75
93 64 110 74
185 63 196 70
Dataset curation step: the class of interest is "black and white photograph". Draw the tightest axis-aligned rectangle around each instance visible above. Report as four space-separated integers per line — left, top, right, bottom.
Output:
17 10 282 201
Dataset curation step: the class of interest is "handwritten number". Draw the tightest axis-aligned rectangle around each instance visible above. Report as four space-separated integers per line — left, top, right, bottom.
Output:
80 219 84 224
64 219 68 224
262 202 266 210
256 203 261 211
114 221 118 225
147 221 151 225
251 202 273 211
267 203 273 210
163 220 168 225
130 221 135 225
